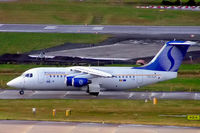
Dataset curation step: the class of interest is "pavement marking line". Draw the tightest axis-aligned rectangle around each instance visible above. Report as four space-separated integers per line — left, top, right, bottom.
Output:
162 93 166 97
0 90 6 95
23 124 34 133
92 27 104 30
28 125 76 133
26 91 36 97
109 127 117 133
60 91 69 98
0 30 45 32
194 93 200 100
128 93 133 99
64 91 70 96
194 93 197 100
72 126 100 133
0 123 34 133
32 91 39 95
44 26 57 30
66 125 76 133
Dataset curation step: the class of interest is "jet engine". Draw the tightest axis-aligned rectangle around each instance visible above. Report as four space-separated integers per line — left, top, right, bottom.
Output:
66 76 91 87
72 78 91 87
66 76 73 86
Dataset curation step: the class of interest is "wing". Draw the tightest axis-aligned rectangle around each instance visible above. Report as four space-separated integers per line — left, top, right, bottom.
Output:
28 55 39 58
43 55 55 59
71 66 113 78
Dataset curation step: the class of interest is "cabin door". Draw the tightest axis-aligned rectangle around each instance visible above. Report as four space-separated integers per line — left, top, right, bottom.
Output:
38 70 44 83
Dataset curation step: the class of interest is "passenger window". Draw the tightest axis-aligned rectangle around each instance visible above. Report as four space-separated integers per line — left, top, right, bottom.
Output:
129 76 131 78
57 75 59 77
126 76 128 78
53 75 55 78
50 75 52 78
30 73 33 77
61 75 62 78
119 76 121 78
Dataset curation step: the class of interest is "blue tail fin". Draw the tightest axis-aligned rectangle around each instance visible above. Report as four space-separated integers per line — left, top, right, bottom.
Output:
134 41 195 72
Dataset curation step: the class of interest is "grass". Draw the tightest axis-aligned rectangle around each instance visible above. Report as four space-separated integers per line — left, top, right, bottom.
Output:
0 0 199 25
16 0 200 4
0 99 200 127
0 63 200 91
0 64 56 72
0 32 109 55
136 77 200 92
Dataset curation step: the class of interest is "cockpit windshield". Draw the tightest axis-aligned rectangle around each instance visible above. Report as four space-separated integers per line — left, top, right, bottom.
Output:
24 73 33 78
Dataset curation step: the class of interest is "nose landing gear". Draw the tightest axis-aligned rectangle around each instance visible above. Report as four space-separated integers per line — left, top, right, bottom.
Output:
19 90 24 95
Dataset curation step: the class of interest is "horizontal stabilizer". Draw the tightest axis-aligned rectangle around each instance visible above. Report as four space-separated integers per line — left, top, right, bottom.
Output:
167 41 196 46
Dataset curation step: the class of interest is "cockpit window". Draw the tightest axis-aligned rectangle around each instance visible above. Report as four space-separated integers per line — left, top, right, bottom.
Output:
25 73 33 78
25 74 29 77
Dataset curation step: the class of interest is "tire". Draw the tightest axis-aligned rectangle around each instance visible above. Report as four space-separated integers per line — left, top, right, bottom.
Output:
19 90 24 95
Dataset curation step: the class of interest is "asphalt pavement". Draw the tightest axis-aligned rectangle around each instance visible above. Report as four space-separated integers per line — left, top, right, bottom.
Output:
0 90 200 100
0 120 199 133
45 40 200 60
0 24 200 35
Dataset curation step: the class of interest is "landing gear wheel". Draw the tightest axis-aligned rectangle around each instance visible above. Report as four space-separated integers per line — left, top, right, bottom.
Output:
89 92 99 96
19 90 24 95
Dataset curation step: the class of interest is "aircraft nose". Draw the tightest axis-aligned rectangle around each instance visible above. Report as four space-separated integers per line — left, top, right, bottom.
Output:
7 77 23 88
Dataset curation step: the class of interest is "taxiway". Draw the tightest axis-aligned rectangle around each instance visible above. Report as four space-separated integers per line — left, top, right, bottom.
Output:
0 120 199 133
45 40 200 60
0 90 200 100
0 24 199 35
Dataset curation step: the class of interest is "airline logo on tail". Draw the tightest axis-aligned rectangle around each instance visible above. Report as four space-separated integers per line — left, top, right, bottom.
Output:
134 41 196 72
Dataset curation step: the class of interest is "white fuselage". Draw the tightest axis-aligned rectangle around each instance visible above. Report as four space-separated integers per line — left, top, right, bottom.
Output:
9 67 177 91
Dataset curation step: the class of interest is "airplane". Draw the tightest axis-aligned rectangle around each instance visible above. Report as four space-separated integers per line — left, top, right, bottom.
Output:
7 41 196 96
29 51 55 60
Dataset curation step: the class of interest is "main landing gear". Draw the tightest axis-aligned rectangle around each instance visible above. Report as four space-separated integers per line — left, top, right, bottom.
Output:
19 90 24 95
86 85 99 96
